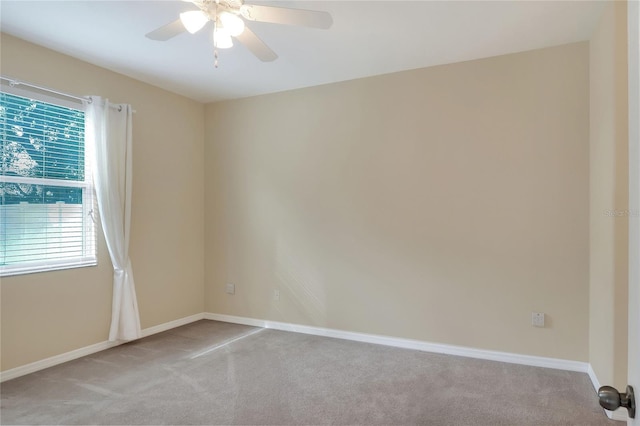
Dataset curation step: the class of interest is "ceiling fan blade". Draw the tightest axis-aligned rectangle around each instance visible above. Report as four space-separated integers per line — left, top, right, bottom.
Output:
240 5 333 29
235 27 278 62
145 19 186 41
236 27 278 62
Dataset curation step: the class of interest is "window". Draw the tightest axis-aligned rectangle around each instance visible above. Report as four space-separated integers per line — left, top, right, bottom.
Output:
0 91 96 276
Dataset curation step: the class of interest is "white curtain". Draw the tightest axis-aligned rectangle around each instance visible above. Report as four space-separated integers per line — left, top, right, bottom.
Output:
86 97 141 342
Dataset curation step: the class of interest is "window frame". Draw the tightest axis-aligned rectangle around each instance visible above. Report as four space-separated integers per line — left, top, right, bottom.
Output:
0 84 97 277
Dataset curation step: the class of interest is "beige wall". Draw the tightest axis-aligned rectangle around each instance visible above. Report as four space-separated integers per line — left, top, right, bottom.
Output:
205 43 590 361
589 1 629 390
0 34 205 371
1 26 611 373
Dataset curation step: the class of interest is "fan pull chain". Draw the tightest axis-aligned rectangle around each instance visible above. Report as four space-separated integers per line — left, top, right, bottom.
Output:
213 7 219 69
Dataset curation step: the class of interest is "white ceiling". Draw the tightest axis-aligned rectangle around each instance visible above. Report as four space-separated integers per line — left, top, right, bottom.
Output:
1 0 606 103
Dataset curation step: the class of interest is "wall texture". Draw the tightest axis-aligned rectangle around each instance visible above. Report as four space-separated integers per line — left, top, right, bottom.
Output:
204 42 590 361
589 1 629 390
0 34 205 371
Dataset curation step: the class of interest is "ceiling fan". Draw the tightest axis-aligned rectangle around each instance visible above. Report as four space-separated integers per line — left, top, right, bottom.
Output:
145 0 333 64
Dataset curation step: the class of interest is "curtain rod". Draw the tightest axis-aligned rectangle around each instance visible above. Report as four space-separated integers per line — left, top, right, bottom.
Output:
1 76 85 102
0 76 136 112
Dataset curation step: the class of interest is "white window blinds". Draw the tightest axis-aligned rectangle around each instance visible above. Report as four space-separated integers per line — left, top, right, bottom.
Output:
0 91 96 276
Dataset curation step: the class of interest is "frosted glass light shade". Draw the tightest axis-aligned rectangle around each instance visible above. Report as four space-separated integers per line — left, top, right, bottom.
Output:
219 11 245 36
180 10 208 34
214 27 233 48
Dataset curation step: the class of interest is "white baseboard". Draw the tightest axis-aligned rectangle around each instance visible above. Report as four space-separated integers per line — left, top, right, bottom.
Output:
140 312 204 338
609 409 628 421
587 364 628 422
0 312 205 383
204 312 589 373
587 363 602 391
0 340 121 383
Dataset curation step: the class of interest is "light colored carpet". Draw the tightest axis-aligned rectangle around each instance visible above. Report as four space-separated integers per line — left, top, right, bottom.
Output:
1 320 616 425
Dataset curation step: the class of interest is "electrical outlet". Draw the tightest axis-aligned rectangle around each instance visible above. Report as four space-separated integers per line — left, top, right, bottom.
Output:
225 283 235 295
531 312 545 327
273 289 280 301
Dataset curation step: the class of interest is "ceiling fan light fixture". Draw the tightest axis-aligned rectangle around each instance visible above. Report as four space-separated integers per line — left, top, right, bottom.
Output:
239 5 252 20
180 10 208 34
213 26 233 49
219 11 245 36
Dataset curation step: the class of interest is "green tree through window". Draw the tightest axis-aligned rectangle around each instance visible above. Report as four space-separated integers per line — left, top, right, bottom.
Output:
0 91 96 275
1 93 84 204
